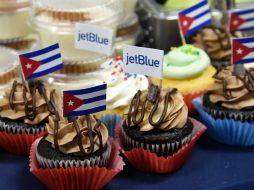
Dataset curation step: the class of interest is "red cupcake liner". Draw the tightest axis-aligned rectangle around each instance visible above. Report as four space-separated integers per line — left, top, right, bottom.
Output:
183 90 207 114
0 131 47 155
116 117 206 174
29 138 125 190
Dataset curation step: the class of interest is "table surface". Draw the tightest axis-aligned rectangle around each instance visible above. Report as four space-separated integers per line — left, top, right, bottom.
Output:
1 133 254 190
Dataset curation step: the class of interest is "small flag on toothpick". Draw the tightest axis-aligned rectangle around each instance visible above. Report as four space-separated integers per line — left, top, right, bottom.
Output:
232 36 254 64
19 43 63 80
178 0 212 37
229 8 254 33
63 84 107 117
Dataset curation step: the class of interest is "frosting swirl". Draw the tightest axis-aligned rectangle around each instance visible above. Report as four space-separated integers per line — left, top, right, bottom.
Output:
163 45 211 79
0 80 54 125
192 26 243 61
46 115 108 154
209 66 254 110
126 85 188 131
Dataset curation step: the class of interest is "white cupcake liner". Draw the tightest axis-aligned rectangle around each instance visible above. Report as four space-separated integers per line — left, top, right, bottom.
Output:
121 127 192 156
0 119 46 135
36 141 112 169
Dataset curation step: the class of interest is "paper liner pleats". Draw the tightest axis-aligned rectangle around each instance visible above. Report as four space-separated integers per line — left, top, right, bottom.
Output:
116 118 206 173
29 138 125 190
0 131 47 155
193 97 254 145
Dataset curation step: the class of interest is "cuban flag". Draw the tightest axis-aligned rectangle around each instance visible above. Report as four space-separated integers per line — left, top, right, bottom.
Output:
229 8 254 32
178 0 212 36
232 36 254 64
63 84 107 117
19 43 63 80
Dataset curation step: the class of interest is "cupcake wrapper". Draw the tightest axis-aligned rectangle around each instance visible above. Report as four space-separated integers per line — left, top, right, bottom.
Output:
30 138 125 190
100 114 123 138
183 90 207 114
0 119 46 135
193 97 254 145
116 118 206 173
0 131 47 155
36 141 112 168
121 127 192 156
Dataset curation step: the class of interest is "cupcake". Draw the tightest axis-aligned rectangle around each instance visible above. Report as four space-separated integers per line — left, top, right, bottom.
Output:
48 57 149 137
151 44 216 113
191 26 244 69
193 65 254 145
116 84 206 173
30 111 124 189
0 80 55 155
0 0 39 52
30 0 123 73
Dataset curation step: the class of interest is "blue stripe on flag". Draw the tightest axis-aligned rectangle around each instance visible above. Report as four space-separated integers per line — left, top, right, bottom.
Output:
237 27 254 32
84 95 107 104
28 64 64 80
237 58 254 64
41 54 62 64
246 18 254 22
194 10 210 19
21 44 59 58
181 0 207 15
68 84 107 95
186 19 212 36
237 8 254 15
236 37 254 43
67 105 107 117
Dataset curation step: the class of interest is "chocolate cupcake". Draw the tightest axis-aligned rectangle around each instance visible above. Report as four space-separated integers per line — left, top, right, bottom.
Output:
194 65 254 145
191 26 244 69
121 85 193 157
0 80 55 154
36 114 111 168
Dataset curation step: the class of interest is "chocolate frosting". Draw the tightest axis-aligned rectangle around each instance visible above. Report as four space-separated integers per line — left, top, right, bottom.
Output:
209 66 254 110
0 80 55 125
126 85 188 131
192 26 244 61
46 115 108 155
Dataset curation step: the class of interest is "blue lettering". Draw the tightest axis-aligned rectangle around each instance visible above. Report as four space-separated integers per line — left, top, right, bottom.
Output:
125 54 160 68
77 32 110 45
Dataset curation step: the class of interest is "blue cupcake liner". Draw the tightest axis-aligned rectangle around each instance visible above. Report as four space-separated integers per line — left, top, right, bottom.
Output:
193 96 254 146
100 114 123 138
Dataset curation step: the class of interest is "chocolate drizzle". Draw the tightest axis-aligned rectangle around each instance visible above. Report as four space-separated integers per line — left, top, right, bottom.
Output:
8 80 56 121
127 85 177 128
213 67 254 100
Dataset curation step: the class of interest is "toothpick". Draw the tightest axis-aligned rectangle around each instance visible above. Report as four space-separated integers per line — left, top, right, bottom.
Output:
19 66 30 93
159 79 162 89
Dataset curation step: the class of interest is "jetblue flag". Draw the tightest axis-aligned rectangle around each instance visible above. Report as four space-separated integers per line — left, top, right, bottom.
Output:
19 43 63 80
230 8 254 32
63 84 107 117
178 0 212 36
232 36 254 64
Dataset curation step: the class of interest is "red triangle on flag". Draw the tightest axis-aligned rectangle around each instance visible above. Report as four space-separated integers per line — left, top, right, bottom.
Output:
179 14 194 36
232 41 252 64
19 56 41 80
63 92 84 116
230 14 246 32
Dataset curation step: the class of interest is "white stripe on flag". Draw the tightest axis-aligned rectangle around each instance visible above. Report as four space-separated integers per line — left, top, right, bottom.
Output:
75 89 106 100
33 59 62 73
238 14 254 20
29 49 60 61
187 4 209 18
75 100 106 111
239 20 254 30
241 42 254 48
189 14 211 30
241 52 254 60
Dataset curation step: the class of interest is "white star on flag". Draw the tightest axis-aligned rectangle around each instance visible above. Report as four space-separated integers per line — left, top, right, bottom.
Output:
68 100 74 106
233 20 239 25
183 20 188 26
236 48 243 55
25 63 32 69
